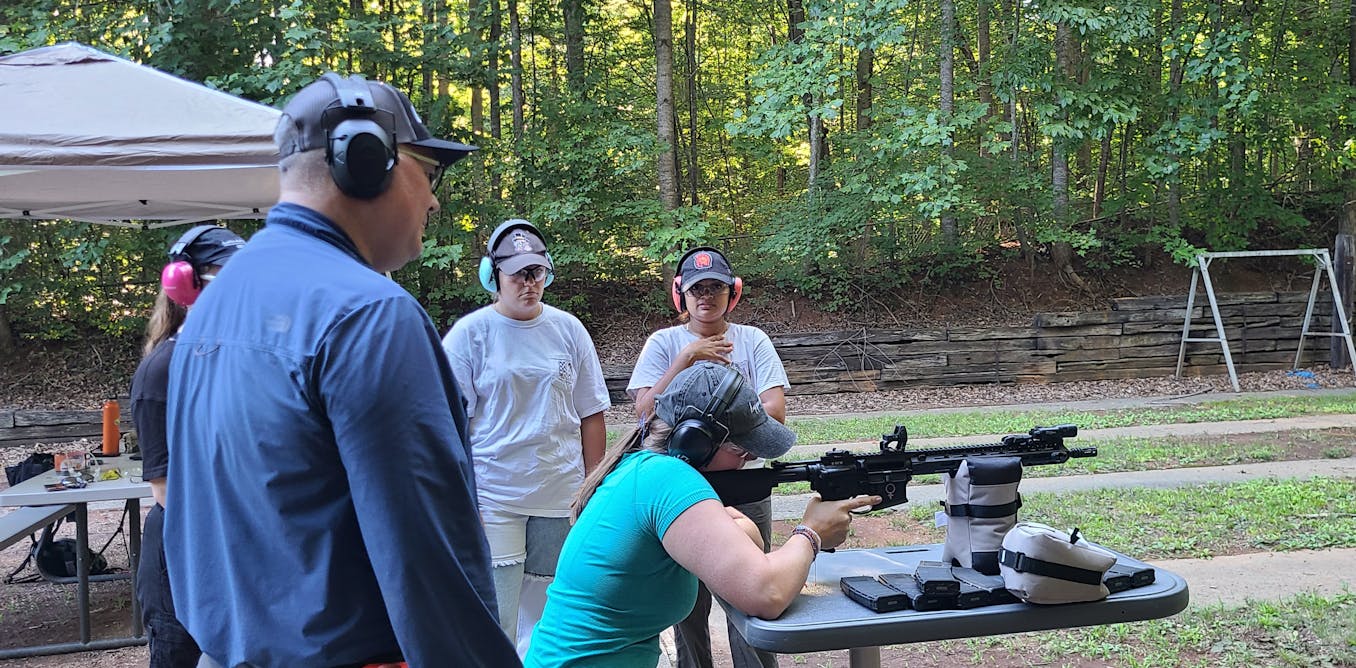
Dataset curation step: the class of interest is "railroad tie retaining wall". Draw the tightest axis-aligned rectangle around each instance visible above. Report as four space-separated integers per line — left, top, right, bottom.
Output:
2 291 1340 448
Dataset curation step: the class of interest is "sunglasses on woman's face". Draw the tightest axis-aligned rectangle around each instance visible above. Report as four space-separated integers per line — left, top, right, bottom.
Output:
685 282 728 299
509 265 551 284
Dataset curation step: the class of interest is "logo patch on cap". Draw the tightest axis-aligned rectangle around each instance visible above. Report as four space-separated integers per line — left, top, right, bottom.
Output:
512 231 532 253
694 252 713 269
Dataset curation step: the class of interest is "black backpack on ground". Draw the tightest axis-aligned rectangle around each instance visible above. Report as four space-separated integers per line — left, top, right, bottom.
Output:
4 453 118 583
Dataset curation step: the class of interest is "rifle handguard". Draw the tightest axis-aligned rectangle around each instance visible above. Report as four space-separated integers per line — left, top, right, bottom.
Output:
702 424 1094 512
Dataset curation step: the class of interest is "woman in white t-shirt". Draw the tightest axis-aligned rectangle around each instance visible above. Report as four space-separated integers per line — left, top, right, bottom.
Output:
442 220 611 658
627 246 788 668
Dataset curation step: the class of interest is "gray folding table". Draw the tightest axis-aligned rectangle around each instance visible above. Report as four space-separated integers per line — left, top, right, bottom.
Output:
0 468 151 658
722 543 1189 668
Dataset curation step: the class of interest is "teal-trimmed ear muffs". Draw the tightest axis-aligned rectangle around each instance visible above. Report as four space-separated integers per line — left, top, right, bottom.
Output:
477 219 555 293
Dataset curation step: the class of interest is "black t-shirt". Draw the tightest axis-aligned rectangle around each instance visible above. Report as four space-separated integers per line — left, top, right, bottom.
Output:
129 337 175 483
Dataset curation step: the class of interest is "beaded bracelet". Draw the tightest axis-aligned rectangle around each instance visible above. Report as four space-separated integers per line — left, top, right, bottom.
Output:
790 524 821 557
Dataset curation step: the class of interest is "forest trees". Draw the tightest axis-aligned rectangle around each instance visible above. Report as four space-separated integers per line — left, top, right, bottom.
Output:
0 0 1353 340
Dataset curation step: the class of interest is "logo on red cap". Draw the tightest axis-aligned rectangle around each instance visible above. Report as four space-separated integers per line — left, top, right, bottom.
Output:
694 252 713 270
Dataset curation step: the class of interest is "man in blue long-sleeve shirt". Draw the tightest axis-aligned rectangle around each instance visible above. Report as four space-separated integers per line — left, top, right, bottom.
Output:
164 73 519 667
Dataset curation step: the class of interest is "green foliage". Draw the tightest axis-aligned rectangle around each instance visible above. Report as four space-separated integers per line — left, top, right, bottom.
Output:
0 0 1351 337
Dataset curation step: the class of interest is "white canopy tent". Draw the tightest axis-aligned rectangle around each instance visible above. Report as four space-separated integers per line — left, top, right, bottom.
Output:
0 42 281 228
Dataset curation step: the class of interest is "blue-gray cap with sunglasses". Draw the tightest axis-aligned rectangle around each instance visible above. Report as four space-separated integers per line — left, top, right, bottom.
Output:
655 362 796 460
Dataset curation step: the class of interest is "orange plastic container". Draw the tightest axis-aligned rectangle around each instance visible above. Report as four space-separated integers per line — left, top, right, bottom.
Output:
102 399 121 456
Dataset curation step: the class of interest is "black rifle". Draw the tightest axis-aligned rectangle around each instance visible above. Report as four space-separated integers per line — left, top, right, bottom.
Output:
702 424 1095 511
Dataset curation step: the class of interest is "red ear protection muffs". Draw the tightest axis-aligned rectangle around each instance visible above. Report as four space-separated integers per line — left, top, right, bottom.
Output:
666 370 746 468
671 247 743 313
161 225 218 307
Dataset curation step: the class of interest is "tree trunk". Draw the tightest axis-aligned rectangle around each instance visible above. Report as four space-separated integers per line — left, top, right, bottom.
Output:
854 46 874 262
1009 0 1029 262
563 0 585 95
509 0 525 143
787 0 825 194
467 0 483 135
977 0 992 120
1229 0 1254 185
1167 0 1184 230
1052 20 1088 292
856 47 873 132
488 0 503 140
1332 0 1356 368
939 0 957 244
0 305 14 357
1053 21 1071 227
654 0 681 210
685 2 699 206
1093 131 1110 219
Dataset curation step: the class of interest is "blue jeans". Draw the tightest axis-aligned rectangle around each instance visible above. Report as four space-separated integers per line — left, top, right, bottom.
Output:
481 506 571 652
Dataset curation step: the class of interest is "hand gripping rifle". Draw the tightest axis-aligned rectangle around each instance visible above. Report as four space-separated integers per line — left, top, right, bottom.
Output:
702 424 1096 511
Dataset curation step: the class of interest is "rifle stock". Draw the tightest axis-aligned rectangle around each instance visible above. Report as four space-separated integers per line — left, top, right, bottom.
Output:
702 424 1095 511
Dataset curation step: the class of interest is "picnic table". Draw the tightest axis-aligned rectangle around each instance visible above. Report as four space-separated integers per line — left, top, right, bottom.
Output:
0 466 151 658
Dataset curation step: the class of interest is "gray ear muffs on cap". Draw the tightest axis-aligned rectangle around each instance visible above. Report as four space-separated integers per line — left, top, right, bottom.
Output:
666 370 745 468
321 73 397 199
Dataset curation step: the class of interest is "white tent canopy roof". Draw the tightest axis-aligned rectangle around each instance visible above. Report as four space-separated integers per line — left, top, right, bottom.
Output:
0 42 280 228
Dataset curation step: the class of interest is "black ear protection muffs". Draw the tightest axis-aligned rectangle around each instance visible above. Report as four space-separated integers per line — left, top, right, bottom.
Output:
666 370 746 468
671 246 743 313
322 73 398 199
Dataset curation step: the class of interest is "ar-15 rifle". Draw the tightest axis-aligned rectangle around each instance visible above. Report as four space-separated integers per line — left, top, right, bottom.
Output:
702 424 1096 511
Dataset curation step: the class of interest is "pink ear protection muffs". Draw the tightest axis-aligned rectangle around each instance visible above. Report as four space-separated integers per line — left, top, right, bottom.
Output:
160 225 218 307
671 247 743 313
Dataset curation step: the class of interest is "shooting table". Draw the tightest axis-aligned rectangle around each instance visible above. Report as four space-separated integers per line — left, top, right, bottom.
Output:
720 543 1189 668
0 468 150 659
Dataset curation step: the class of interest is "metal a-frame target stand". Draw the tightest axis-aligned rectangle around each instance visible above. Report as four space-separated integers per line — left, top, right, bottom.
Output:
1175 249 1356 392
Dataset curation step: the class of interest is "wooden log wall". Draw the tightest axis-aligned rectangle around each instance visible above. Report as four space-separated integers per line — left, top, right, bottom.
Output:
601 291 1337 400
1 291 1339 449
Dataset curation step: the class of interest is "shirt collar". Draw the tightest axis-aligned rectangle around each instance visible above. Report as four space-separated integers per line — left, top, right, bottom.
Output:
266 202 368 266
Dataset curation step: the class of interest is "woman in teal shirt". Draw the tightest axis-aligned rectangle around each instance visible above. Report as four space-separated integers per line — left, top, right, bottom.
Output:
527 363 878 667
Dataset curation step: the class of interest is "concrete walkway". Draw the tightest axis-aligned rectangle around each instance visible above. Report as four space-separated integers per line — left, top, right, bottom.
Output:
771 414 1356 520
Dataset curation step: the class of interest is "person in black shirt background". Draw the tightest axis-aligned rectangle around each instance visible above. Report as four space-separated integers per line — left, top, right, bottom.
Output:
128 225 244 668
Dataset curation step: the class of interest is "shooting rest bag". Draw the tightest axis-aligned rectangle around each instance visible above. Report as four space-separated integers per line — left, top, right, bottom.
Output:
942 456 1022 575
999 522 1115 604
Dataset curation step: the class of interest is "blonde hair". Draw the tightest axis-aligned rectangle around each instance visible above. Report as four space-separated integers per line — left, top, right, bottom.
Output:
572 418 673 521
142 288 186 356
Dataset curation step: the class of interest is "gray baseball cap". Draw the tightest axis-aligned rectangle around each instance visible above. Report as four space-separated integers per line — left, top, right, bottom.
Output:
275 73 478 166
492 224 553 275
655 362 796 460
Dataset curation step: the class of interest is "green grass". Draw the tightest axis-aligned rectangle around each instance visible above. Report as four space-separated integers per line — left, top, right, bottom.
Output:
784 391 1356 445
841 591 1356 667
767 431 1353 494
886 477 1356 560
